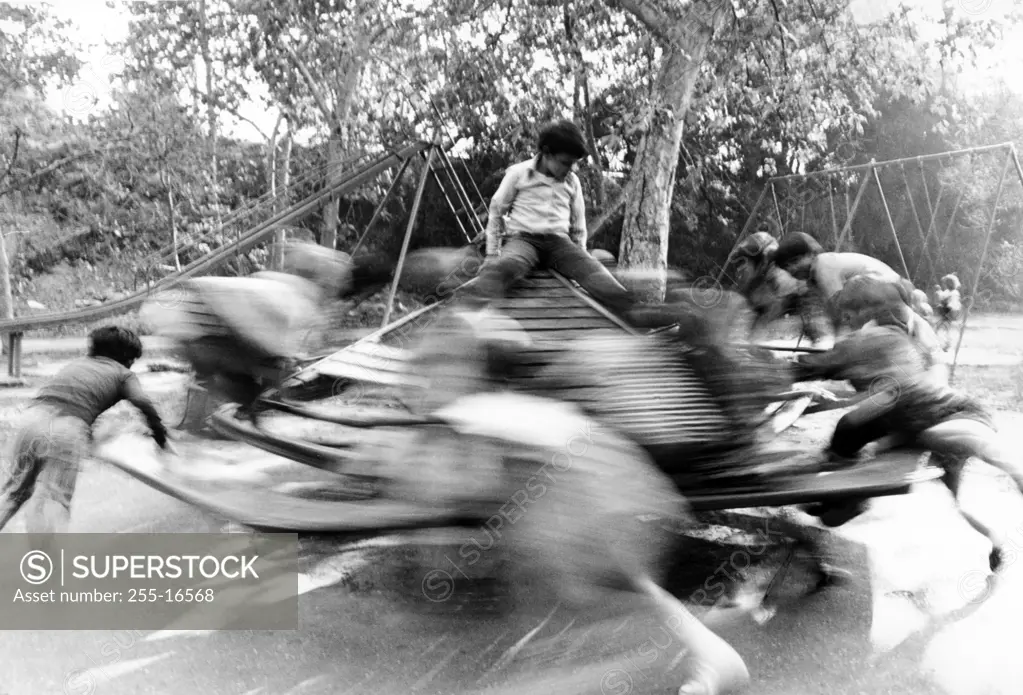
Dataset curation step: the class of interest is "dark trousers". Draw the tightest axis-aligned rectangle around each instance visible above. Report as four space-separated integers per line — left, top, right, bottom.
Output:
469 233 636 315
829 396 898 458
183 337 284 416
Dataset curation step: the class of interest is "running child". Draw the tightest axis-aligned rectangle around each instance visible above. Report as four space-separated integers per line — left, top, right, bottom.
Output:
793 297 1023 573
0 326 169 533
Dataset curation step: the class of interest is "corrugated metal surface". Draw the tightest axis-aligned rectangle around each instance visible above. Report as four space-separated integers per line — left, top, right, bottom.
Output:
282 270 735 451
536 333 733 447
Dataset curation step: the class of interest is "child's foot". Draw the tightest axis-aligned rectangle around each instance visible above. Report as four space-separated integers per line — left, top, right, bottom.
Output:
989 546 1005 573
677 655 750 695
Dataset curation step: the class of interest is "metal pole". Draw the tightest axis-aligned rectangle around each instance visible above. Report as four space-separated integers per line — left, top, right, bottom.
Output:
918 159 934 222
938 180 968 249
1009 144 1023 192
429 164 471 242
949 149 1012 381
872 167 911 279
351 155 414 257
429 95 487 209
433 157 478 241
436 145 485 237
835 164 874 251
899 163 933 282
900 163 926 241
827 182 839 246
432 149 480 239
715 186 771 284
766 142 1011 184
911 179 945 282
381 144 437 328
770 181 785 234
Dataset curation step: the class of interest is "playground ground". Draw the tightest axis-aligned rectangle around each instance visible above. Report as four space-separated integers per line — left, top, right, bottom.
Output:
0 311 1022 695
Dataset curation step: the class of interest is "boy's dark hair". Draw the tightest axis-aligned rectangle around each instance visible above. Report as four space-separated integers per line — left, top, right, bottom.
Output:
735 231 778 261
89 325 143 366
772 232 824 269
537 120 589 159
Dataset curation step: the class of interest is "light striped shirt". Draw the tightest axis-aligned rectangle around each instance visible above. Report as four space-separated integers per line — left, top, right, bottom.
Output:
484 157 587 255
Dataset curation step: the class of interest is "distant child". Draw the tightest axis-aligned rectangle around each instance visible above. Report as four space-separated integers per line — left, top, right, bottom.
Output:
0 326 169 533
934 273 963 322
932 273 963 349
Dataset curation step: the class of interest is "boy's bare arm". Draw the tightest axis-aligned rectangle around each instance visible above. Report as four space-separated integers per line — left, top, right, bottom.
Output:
122 375 169 447
568 174 588 250
791 339 858 381
484 168 519 256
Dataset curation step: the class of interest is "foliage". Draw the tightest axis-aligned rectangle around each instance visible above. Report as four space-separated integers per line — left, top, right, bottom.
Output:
2 0 1023 334
0 2 82 100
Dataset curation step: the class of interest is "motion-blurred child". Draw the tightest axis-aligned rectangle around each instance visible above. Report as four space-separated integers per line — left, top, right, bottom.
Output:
794 290 1022 574
772 232 904 335
0 326 169 533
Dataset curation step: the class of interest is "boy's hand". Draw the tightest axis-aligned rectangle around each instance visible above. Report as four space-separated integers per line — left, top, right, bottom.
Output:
152 426 171 451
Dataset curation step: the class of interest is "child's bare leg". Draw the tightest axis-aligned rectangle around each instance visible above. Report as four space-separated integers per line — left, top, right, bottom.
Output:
933 453 1004 567
918 420 1023 495
630 574 750 695
919 422 1023 570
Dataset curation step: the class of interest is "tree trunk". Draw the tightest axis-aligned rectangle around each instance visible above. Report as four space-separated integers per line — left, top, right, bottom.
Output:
0 231 14 356
320 133 342 251
268 112 283 269
199 0 222 233
168 188 181 271
276 123 293 269
616 0 732 301
581 77 606 210
320 49 367 251
565 6 605 211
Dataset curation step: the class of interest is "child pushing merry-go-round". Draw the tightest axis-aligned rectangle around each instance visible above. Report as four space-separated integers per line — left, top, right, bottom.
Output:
0 326 171 534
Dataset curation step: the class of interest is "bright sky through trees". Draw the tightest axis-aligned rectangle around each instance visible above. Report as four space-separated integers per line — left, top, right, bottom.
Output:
27 0 1023 144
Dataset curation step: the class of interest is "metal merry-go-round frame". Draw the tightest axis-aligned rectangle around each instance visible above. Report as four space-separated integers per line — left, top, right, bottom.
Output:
117 133 951 533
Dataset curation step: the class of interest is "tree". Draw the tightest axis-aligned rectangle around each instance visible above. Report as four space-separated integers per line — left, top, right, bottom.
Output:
1 2 84 351
238 0 431 250
613 0 732 300
103 87 209 271
0 3 81 101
